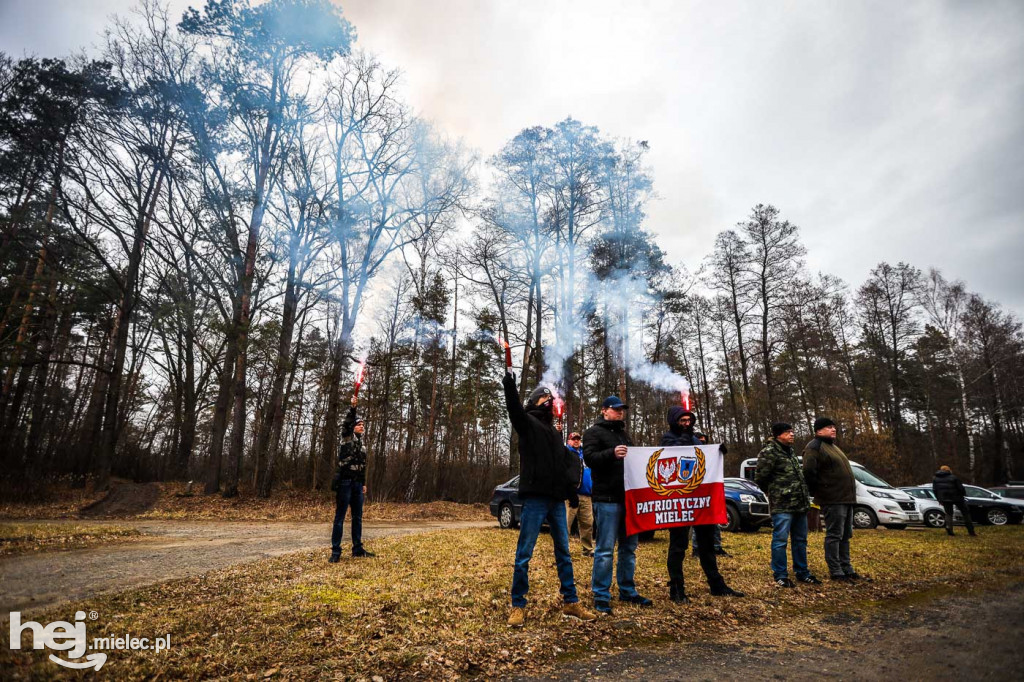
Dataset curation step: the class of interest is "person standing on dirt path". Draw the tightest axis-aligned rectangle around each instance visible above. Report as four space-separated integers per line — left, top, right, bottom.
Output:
329 396 376 562
755 422 821 588
802 417 866 582
932 465 976 537
502 370 597 628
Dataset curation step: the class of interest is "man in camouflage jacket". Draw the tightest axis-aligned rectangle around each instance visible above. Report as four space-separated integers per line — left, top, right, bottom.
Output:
755 422 820 588
329 398 375 562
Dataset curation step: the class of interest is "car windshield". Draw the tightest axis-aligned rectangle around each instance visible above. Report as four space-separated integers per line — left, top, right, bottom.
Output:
966 486 997 499
852 465 893 488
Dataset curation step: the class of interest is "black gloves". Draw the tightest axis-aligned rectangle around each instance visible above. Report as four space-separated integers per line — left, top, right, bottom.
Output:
720 443 729 456
502 371 516 390
568 492 580 509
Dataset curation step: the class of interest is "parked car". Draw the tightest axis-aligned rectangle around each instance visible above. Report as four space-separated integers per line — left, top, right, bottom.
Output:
900 486 964 528
741 458 920 529
721 477 771 532
991 484 1024 500
490 476 522 529
962 485 1024 525
907 483 1024 526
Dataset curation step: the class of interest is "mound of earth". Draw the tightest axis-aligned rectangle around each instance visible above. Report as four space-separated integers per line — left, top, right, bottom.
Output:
79 482 162 517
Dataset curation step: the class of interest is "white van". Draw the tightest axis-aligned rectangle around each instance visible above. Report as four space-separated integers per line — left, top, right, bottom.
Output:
740 458 919 529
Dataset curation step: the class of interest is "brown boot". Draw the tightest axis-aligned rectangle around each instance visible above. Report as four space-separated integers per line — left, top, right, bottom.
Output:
562 602 597 622
507 607 525 627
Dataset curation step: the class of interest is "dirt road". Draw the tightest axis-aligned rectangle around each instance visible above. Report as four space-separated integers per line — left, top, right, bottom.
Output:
526 581 1024 681
0 519 492 615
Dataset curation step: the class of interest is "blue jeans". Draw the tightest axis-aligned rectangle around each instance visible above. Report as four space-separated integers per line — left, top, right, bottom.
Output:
770 512 810 580
511 497 579 607
331 479 364 554
591 502 640 602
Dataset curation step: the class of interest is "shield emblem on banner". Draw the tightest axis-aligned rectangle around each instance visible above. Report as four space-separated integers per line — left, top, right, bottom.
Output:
677 456 697 481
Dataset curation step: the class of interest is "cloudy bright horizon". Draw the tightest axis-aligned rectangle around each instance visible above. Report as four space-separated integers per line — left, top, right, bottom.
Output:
3 0 1022 313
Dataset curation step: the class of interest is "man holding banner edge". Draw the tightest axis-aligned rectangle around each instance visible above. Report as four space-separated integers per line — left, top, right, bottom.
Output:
630 407 744 603
583 395 653 615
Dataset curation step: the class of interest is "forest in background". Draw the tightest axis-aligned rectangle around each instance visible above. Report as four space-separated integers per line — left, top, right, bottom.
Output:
1 0 1021 503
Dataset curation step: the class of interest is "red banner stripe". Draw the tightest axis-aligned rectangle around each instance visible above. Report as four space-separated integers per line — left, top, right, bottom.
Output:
624 482 727 536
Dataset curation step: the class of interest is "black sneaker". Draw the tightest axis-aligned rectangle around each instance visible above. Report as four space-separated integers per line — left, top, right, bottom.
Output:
845 572 870 582
710 586 745 597
830 574 849 581
619 594 653 607
352 549 376 558
715 548 731 557
774 578 795 588
328 553 341 564
594 600 613 615
797 575 822 585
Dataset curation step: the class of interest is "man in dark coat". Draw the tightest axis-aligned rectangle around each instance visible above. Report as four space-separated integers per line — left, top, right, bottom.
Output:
661 407 744 603
330 397 375 562
802 417 865 581
932 465 976 536
583 396 652 614
502 371 595 627
755 422 820 587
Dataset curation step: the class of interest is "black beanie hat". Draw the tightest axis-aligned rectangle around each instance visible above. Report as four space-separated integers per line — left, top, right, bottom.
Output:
813 416 836 432
667 406 696 427
771 422 793 438
527 386 552 406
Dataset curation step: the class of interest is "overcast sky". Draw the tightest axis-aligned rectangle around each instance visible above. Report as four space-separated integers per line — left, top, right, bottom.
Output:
3 0 1023 313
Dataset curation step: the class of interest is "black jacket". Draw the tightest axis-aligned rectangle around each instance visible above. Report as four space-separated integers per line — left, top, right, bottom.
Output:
503 375 578 501
336 406 367 483
583 418 633 504
802 437 856 505
932 470 966 503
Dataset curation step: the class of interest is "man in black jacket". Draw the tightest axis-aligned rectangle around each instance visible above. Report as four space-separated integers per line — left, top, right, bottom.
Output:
502 371 596 627
932 465 976 536
661 407 743 603
583 396 652 614
329 397 375 562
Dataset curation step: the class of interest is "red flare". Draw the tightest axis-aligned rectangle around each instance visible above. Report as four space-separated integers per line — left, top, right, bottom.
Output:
553 397 565 419
353 361 366 399
498 335 513 369
681 392 690 411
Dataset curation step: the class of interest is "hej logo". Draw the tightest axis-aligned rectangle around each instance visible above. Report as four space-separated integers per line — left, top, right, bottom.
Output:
9 610 107 670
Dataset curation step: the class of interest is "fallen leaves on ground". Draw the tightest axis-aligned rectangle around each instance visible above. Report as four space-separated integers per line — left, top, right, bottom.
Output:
3 526 1023 680
0 479 491 522
0 522 143 556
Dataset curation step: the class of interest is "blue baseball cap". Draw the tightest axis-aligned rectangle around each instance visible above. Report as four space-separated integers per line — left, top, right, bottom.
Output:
601 395 628 409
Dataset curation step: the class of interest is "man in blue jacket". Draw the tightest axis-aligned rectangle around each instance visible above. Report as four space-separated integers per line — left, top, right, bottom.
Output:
565 432 594 557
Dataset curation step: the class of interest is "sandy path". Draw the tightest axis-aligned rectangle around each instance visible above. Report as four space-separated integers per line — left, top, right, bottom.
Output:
0 519 492 615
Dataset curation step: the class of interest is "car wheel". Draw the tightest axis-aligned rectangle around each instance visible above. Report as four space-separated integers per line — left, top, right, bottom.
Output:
924 509 946 528
719 503 740 532
498 503 517 529
852 506 878 529
986 508 1009 526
